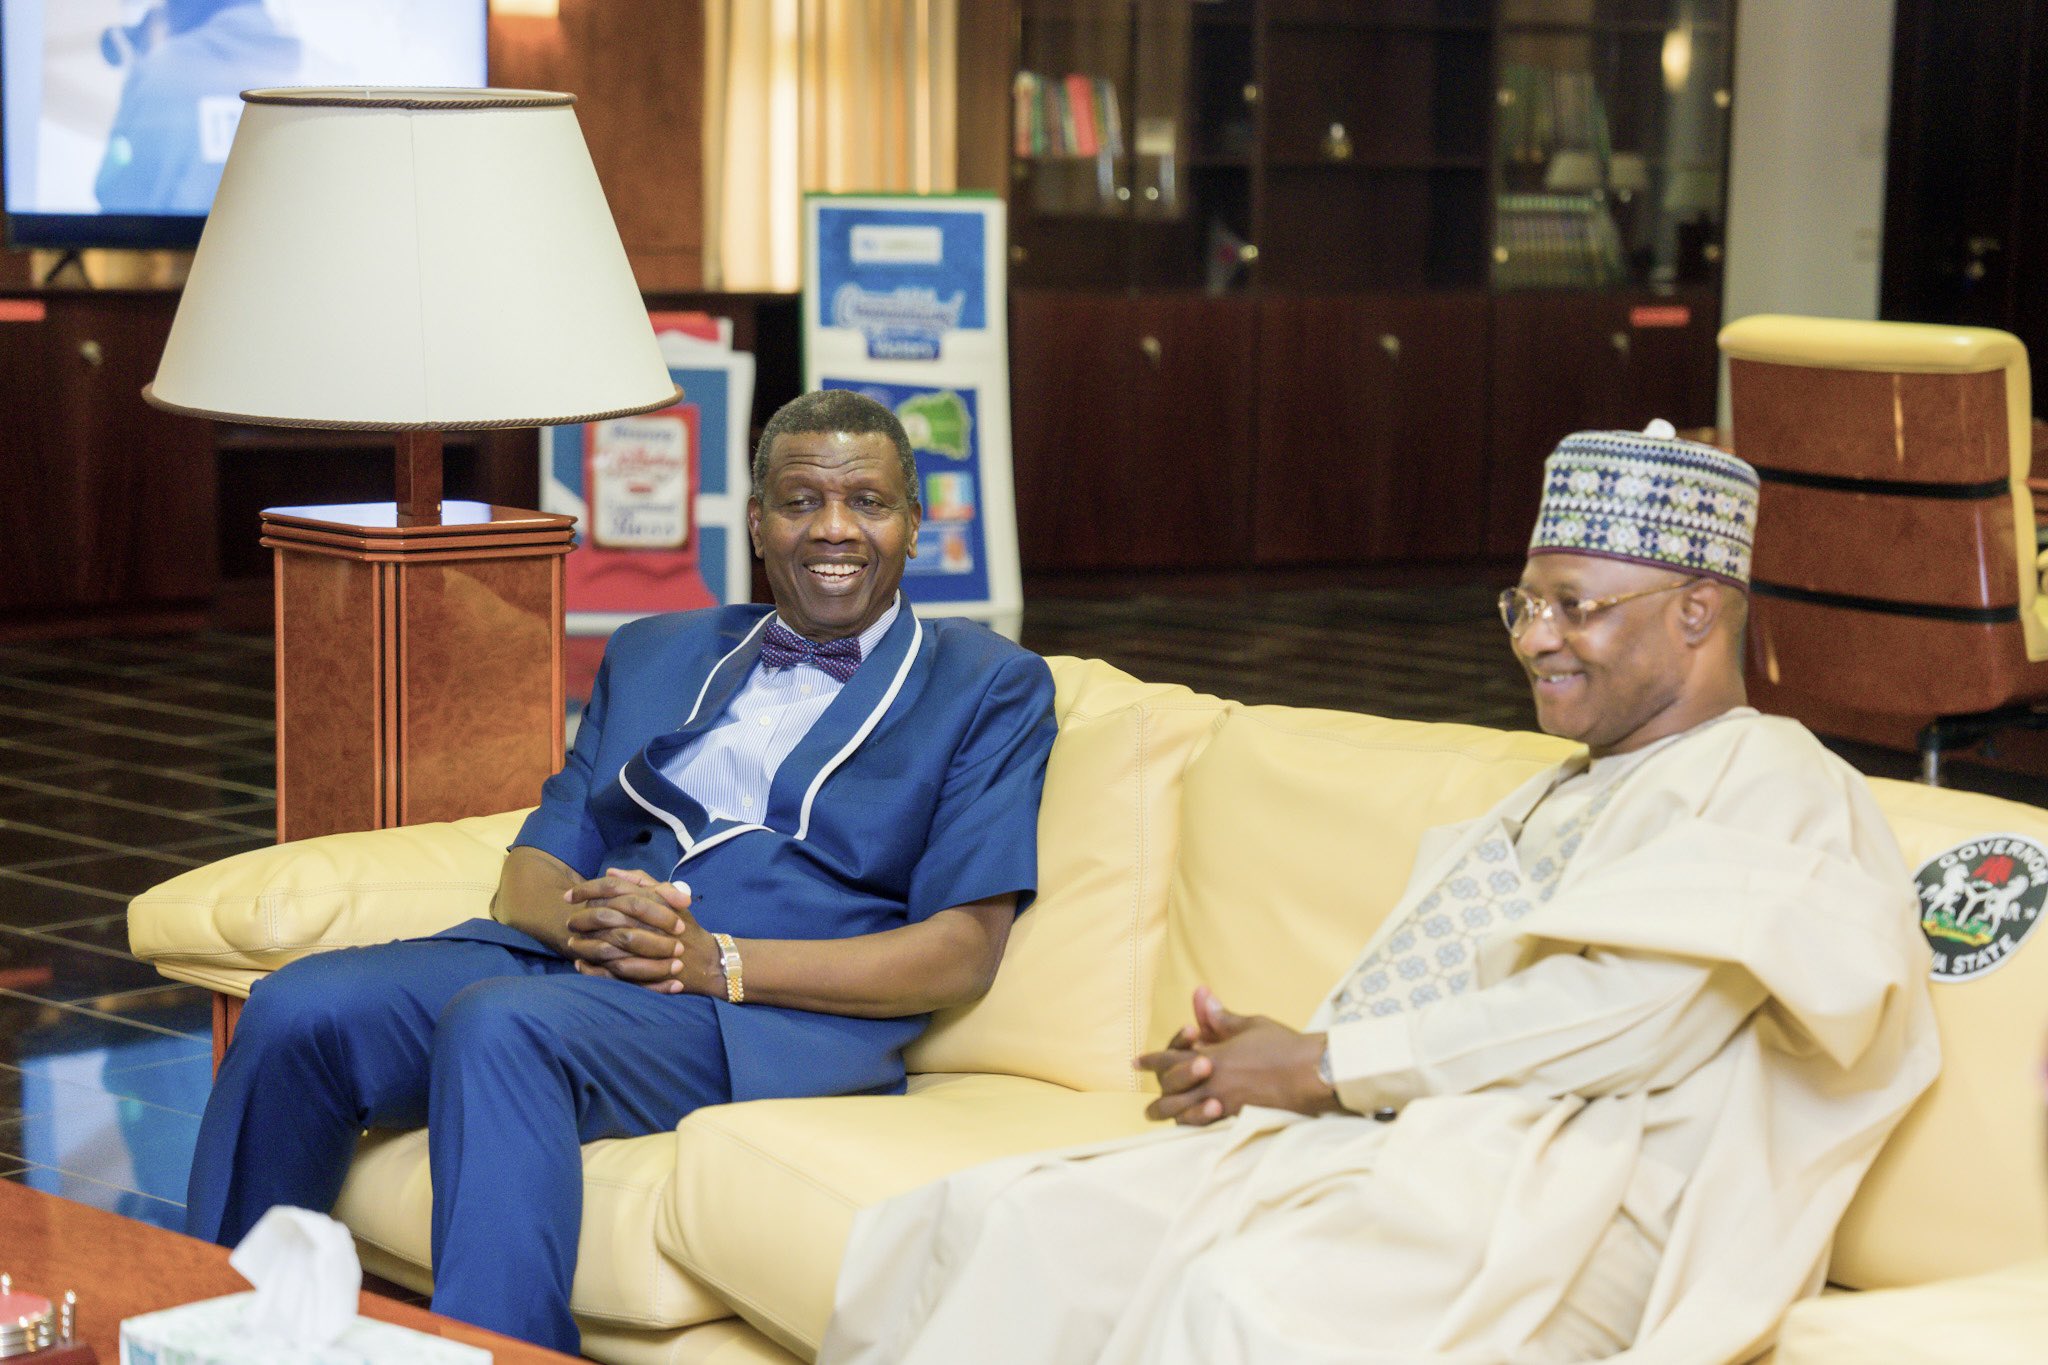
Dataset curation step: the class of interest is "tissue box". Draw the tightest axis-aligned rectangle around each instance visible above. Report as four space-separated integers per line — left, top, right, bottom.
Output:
119 1293 492 1365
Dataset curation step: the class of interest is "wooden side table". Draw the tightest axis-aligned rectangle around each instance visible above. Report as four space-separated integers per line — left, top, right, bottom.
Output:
0 1180 582 1363
261 501 575 843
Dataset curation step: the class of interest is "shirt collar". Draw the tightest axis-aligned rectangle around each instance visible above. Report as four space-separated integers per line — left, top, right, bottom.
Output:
771 594 901 666
1585 705 1759 779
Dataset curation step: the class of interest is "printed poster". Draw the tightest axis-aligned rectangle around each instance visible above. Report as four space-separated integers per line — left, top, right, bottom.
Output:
805 193 1020 636
541 315 755 694
817 380 991 606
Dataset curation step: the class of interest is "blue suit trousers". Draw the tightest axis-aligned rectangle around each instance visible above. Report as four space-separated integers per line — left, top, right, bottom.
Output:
184 930 732 1354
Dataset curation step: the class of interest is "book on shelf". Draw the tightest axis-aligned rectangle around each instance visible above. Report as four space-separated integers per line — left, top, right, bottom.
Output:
1055 75 1081 154
1498 64 1613 168
1012 69 1123 161
1065 73 1098 157
1013 71 1035 158
1098 79 1123 157
1492 193 1627 289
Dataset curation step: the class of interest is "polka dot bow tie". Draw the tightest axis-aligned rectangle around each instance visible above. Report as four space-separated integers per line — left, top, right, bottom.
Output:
759 621 862 683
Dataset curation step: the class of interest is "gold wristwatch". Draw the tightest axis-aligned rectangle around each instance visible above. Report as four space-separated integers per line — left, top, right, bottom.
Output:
713 932 744 1004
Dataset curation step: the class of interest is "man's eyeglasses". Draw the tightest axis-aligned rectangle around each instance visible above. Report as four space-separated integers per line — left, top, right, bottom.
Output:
1497 578 1697 639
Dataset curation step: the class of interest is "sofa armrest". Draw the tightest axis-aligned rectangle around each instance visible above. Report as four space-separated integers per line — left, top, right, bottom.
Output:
128 809 532 982
1767 1259 2048 1364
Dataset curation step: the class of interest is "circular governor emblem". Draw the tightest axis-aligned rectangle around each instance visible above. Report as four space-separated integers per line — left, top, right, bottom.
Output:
1916 835 2048 981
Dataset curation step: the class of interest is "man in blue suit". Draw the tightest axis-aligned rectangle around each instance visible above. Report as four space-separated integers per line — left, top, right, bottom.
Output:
95 0 302 214
185 390 1057 1353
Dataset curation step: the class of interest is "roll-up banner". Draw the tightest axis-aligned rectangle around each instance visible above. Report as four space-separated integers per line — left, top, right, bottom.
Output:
541 314 756 698
802 192 1022 638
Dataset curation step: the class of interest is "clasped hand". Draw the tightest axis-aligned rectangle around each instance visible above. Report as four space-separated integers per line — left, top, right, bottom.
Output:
562 867 717 994
1135 986 1337 1126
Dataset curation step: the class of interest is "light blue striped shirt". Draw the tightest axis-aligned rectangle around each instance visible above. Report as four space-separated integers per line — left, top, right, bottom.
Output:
658 600 902 828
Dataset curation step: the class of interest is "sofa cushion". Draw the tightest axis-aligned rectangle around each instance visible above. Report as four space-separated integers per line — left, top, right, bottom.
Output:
906 657 1231 1091
578 1318 802 1365
332 1126 732 1332
1768 1259 2048 1365
1148 703 1572 1047
128 809 528 979
662 1072 1161 1357
1828 778 2048 1289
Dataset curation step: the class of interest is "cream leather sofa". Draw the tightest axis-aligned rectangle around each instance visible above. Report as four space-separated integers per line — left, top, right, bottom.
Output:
129 658 2048 1364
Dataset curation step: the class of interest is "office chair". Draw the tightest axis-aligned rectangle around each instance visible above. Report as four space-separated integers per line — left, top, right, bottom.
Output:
1720 314 2048 785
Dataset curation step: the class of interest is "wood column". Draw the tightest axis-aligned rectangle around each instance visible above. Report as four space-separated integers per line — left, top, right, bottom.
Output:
261 501 576 844
211 992 243 1070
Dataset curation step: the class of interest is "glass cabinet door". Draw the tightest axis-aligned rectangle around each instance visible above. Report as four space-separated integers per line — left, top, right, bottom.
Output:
1260 0 1493 292
1013 0 1135 286
1011 0 1258 291
1493 0 1732 290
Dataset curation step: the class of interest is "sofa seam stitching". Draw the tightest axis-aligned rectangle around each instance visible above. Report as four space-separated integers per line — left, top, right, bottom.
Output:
346 1202 733 1333
1058 697 1226 727
668 1121 860 1350
138 941 411 959
142 882 499 903
681 1120 864 1210
1129 705 1147 1089
1228 707 1567 758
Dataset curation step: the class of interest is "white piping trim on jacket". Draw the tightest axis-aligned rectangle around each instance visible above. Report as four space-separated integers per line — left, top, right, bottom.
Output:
620 766 773 872
619 766 697 852
617 605 918 869
675 822 769 869
794 613 922 840
684 613 776 729
604 614 773 845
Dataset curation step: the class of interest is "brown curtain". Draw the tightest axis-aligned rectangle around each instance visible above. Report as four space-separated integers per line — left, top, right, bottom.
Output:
705 0 960 291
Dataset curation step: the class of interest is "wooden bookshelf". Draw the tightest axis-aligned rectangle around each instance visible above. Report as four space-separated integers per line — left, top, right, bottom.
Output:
995 0 1735 575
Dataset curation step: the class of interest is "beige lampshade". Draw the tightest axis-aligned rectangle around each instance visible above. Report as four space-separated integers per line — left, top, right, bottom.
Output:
146 88 678 429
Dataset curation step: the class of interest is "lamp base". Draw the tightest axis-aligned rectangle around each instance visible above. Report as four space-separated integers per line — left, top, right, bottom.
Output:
261 501 576 843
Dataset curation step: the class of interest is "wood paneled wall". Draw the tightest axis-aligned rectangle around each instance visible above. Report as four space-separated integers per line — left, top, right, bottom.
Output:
1883 0 2048 419
957 0 1014 192
0 293 216 627
491 2 707 292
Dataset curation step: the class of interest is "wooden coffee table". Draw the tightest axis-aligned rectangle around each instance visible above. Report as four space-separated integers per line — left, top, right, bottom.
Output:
0 1180 584 1362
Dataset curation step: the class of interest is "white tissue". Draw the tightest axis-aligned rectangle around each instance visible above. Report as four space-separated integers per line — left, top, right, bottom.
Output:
227 1206 363 1348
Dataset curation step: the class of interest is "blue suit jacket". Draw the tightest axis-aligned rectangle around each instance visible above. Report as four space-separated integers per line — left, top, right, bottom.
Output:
478 602 1055 1101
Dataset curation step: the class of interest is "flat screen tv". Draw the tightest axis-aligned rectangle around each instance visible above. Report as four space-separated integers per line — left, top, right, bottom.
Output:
2 0 488 251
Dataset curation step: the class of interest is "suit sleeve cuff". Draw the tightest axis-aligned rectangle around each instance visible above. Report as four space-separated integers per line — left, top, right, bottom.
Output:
1326 1015 1428 1116
512 807 600 879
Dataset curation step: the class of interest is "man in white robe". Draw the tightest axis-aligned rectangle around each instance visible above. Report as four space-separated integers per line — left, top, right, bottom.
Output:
823 424 1941 1364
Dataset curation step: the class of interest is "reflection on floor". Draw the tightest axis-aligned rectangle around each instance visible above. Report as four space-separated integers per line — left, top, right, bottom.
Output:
0 631 274 1232
3 587 2046 1244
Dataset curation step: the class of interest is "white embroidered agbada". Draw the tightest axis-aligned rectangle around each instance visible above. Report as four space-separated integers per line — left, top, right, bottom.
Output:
821 710 1941 1365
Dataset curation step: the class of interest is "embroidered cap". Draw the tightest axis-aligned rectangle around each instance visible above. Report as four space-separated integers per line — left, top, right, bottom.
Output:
1528 420 1759 588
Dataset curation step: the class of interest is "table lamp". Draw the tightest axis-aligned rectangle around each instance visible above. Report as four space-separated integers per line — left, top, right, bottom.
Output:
146 88 680 843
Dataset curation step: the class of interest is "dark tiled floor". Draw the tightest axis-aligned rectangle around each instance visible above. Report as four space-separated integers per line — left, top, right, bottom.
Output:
0 631 271 1233
3 591 2046 1248
1021 585 1543 730
1022 585 2048 808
